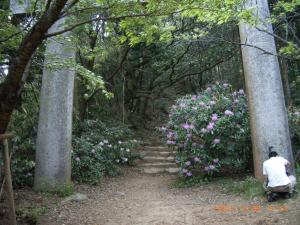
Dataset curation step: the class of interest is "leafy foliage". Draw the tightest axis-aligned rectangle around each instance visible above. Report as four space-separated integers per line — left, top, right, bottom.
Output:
8 83 39 188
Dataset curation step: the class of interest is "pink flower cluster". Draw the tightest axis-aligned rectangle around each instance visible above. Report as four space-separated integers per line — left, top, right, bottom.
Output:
207 122 215 131
182 123 195 129
224 110 234 116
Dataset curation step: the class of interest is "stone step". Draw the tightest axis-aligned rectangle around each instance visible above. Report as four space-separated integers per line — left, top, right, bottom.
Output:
139 151 176 157
139 162 177 168
143 146 174 152
143 156 175 163
142 167 180 174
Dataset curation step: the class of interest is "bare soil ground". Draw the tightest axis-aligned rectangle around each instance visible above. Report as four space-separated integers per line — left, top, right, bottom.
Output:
32 168 300 225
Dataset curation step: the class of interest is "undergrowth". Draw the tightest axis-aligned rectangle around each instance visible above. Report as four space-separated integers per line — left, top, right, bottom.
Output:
173 175 264 199
16 206 47 225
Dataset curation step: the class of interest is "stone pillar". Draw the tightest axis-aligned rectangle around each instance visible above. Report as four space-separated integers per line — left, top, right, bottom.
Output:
34 18 75 190
10 0 30 14
239 0 295 180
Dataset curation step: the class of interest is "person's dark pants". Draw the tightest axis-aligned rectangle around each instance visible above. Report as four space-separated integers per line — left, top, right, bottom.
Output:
266 183 293 194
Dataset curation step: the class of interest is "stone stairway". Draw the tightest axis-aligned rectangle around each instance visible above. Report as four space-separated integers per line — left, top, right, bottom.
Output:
137 146 179 174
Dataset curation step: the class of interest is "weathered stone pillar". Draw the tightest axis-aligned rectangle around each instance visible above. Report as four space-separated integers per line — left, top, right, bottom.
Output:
34 18 75 190
10 0 30 14
239 0 295 180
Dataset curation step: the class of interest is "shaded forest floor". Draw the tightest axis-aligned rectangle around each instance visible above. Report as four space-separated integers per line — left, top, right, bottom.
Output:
14 168 298 225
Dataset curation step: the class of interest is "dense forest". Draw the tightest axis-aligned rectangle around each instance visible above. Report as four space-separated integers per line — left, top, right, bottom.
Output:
0 0 300 224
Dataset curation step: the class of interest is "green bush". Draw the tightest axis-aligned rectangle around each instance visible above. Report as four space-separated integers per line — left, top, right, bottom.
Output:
8 92 39 188
288 106 300 163
161 82 251 178
16 206 47 225
72 120 140 185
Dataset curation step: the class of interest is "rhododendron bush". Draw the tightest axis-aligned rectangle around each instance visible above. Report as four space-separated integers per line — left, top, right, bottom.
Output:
161 83 252 178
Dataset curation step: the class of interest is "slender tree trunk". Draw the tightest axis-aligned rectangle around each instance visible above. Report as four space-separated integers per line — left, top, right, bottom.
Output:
34 17 75 190
239 0 295 180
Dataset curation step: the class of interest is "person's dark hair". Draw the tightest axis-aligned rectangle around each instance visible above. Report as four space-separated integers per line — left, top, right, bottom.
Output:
269 151 278 158
268 146 274 153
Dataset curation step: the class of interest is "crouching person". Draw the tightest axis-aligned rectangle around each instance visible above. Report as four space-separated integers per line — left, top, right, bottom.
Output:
263 151 296 202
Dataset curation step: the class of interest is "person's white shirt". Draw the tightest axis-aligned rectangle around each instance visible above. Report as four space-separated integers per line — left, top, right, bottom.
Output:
263 156 291 187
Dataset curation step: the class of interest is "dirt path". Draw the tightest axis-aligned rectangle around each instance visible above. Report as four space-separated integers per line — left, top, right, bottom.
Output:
37 169 300 225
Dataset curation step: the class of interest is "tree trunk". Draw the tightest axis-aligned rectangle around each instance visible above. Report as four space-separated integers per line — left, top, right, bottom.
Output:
239 0 295 180
34 17 75 191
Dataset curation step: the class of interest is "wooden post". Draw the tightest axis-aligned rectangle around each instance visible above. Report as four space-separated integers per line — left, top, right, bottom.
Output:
0 133 17 225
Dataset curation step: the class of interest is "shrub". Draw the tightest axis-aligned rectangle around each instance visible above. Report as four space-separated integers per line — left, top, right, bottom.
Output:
72 137 139 184
288 106 300 163
161 83 251 179
72 120 140 185
8 94 39 188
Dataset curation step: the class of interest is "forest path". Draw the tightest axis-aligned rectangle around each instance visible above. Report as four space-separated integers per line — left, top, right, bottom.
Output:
38 169 299 225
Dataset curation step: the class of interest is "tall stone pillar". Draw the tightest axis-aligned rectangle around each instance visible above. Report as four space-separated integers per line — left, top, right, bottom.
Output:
239 0 295 180
34 18 75 190
10 0 30 14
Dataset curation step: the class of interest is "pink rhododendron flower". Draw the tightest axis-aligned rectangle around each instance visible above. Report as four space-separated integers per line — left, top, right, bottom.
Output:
186 172 192 177
201 128 207 133
213 138 220 144
207 122 215 131
239 89 245 95
209 101 216 105
182 123 194 129
199 102 205 107
185 161 191 166
224 110 234 116
194 157 200 162
209 165 215 170
213 158 219 164
191 95 197 101
167 140 176 145
211 113 218 122
167 131 174 138
182 123 190 129
75 157 80 162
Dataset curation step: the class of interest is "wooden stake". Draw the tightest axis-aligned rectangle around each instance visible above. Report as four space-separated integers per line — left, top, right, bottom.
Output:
1 134 17 225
